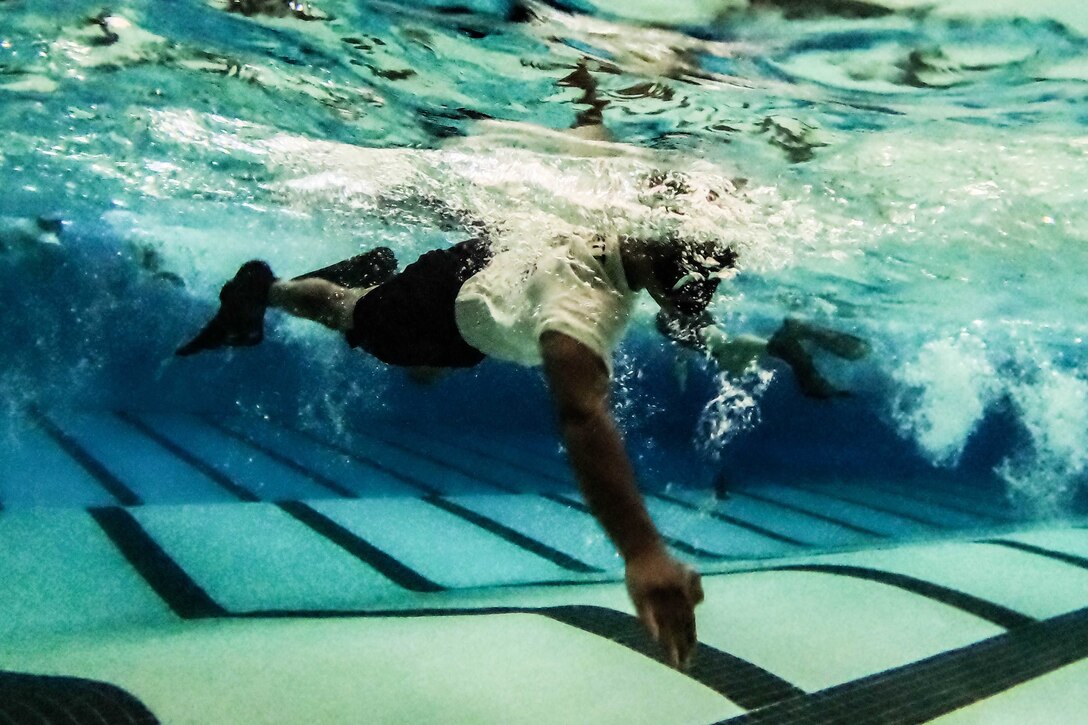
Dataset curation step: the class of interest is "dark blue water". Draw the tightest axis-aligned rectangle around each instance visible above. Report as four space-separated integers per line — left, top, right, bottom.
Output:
2 0 1086 516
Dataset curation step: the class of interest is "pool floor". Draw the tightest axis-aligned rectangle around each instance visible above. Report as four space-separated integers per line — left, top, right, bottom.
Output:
1 410 1087 723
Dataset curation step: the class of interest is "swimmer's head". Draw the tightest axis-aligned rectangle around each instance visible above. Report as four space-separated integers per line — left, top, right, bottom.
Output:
647 237 737 316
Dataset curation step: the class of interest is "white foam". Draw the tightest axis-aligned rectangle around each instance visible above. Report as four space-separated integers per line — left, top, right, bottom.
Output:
138 107 807 281
891 334 997 466
998 364 1088 514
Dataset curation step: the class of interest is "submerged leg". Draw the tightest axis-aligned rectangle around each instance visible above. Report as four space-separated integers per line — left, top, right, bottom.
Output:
766 332 843 399
268 277 365 332
766 321 849 399
176 249 395 357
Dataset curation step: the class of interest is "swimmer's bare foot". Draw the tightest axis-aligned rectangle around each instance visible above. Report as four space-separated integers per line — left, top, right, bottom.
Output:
782 317 870 360
766 325 849 399
176 260 275 356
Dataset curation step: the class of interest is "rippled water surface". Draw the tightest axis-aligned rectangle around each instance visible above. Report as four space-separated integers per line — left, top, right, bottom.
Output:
2 0 1086 514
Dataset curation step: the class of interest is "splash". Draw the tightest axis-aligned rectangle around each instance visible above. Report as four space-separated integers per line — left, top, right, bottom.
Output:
891 333 998 467
695 367 776 462
998 363 1088 515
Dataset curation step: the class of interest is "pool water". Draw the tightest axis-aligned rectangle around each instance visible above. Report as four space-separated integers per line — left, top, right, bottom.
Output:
1 1 1087 723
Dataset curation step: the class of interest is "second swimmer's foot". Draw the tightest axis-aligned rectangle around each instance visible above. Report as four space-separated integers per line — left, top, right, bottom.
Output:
176 261 275 356
782 318 871 360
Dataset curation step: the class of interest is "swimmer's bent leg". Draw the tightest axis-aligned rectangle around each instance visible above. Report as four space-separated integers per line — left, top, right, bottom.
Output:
176 248 398 356
765 317 872 398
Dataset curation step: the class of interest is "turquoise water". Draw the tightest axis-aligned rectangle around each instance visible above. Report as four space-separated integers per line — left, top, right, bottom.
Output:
1 0 1086 517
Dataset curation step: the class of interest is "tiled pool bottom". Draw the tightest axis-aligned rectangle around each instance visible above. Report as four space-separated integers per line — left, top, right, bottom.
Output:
2 410 1087 723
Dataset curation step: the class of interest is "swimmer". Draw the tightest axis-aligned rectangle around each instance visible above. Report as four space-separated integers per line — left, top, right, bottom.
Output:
658 310 869 398
176 231 867 670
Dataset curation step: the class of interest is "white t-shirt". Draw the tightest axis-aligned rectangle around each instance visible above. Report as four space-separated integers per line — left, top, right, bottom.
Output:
454 232 635 372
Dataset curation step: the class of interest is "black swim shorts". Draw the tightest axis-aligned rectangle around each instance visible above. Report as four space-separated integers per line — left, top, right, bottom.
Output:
346 237 492 368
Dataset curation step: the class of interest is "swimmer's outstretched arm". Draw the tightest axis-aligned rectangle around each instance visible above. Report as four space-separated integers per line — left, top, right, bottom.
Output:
540 331 703 669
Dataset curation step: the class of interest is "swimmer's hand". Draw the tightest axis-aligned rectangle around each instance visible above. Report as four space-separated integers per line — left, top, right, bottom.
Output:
625 550 703 670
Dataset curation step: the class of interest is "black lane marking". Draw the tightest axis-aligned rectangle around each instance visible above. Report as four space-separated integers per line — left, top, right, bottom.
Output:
733 489 889 538
224 604 802 708
666 537 741 560
277 501 445 593
115 412 259 503
31 409 142 507
865 480 1015 523
424 495 601 573
285 422 441 496
352 427 518 493
852 480 1003 525
89 507 228 619
542 605 806 710
768 564 1035 630
720 605 1088 724
984 539 1088 571
74 504 802 711
790 483 948 529
653 491 811 547
201 417 359 499
382 418 572 487
0 670 160 725
540 493 737 561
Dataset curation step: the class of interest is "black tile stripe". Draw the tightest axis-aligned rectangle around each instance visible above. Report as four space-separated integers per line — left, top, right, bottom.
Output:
382 418 572 487
654 491 811 547
30 409 143 507
865 479 1016 523
732 489 889 538
224 603 803 708
665 536 743 560
89 506 228 619
72 503 803 710
848 476 1000 522
352 427 518 493
202 417 359 499
115 412 260 503
424 495 601 573
720 605 1088 724
277 501 445 593
983 539 1088 571
542 605 805 710
284 422 441 496
540 493 738 561
0 671 159 725
769 564 1035 630
791 483 948 529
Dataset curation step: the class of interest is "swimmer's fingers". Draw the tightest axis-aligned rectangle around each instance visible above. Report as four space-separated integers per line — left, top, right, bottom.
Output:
627 554 703 670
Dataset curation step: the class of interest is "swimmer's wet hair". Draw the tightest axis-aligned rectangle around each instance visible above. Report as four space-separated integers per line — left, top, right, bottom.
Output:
648 238 738 316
